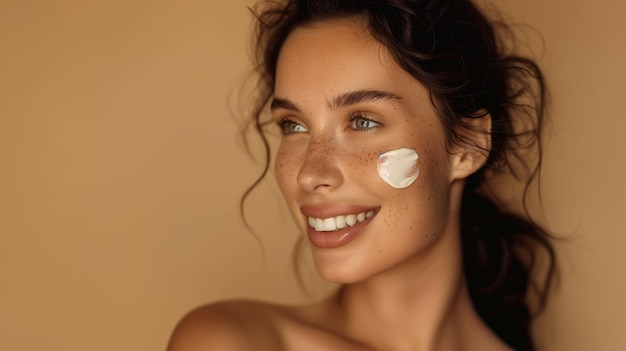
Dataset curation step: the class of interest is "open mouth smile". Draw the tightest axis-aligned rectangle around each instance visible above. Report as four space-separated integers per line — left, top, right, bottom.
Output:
308 210 375 232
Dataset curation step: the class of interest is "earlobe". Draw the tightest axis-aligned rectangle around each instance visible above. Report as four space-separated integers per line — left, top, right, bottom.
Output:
449 113 492 181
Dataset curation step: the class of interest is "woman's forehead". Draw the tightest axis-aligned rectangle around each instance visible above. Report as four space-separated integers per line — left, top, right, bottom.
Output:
274 20 419 100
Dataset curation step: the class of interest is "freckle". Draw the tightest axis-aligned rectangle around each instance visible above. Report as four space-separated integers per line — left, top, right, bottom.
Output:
378 250 381 254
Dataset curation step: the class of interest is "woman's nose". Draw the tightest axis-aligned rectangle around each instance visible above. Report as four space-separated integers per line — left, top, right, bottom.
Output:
296 138 344 193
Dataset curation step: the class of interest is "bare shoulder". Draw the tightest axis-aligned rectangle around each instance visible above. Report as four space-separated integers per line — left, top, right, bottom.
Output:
167 297 374 351
166 300 286 351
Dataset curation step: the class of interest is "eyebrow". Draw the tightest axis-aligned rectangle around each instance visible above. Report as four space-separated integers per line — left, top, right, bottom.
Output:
270 90 403 112
270 97 300 112
327 90 404 111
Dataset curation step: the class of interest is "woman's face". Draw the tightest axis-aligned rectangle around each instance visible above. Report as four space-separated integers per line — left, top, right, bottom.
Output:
272 20 462 283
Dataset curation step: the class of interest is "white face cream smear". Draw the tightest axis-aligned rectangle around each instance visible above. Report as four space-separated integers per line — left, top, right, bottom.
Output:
377 148 420 189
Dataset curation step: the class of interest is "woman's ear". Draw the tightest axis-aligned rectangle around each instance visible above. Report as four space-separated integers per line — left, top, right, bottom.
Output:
449 112 492 181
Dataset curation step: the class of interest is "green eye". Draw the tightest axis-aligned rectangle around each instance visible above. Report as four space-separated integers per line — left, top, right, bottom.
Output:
350 114 381 131
278 119 308 135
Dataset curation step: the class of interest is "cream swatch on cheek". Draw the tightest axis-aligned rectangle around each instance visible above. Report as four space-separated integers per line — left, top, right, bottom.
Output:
377 148 420 189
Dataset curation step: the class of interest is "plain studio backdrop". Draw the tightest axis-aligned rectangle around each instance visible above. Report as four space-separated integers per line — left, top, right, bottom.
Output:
1 0 624 350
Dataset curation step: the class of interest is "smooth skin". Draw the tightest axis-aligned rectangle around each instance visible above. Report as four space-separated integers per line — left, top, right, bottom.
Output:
168 18 508 351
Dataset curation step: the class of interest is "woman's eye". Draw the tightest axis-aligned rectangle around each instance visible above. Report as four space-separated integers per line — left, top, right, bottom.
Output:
277 119 308 135
350 114 381 131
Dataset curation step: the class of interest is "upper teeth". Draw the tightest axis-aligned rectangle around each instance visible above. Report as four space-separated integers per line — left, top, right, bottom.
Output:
307 210 374 232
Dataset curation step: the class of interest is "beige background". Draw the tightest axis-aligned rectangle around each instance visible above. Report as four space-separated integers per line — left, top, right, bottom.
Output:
1 0 624 350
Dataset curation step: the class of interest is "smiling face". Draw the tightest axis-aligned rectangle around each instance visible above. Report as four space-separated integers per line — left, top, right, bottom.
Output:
272 19 466 283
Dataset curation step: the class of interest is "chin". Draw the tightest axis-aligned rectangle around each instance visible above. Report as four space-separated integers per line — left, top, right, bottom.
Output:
311 253 378 284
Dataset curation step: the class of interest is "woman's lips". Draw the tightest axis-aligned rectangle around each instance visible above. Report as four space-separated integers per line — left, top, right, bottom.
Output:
301 206 378 249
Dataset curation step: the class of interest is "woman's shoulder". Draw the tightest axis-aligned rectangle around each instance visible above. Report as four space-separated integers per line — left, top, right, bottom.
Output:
167 297 374 351
167 299 289 351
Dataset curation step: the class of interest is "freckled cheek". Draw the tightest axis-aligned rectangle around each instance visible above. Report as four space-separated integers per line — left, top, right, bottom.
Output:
275 145 304 192
341 148 381 185
374 147 449 242
406 165 450 232
376 181 444 251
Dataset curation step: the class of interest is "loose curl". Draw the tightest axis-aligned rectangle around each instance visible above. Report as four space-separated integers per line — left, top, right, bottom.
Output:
241 1 557 350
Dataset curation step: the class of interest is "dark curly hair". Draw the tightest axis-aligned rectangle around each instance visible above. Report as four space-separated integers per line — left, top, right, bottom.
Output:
240 1 557 350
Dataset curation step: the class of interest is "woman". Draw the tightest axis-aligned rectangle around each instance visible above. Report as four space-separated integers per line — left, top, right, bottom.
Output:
168 0 556 350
